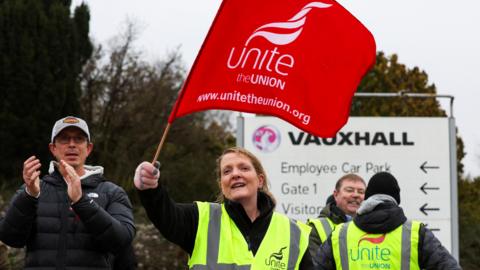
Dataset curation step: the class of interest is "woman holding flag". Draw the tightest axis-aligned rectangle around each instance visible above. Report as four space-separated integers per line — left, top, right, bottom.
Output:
134 147 315 269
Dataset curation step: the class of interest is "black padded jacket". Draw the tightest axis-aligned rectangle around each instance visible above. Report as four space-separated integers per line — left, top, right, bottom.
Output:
0 169 135 269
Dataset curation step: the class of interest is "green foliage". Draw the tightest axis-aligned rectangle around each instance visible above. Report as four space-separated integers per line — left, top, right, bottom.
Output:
0 0 92 184
458 177 480 269
352 52 465 177
352 52 446 117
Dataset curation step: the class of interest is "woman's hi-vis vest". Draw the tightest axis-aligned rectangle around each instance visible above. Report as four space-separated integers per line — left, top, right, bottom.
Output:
308 217 336 243
188 202 310 270
331 220 421 270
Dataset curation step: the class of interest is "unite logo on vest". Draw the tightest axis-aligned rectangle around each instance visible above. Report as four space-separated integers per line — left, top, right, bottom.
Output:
349 233 392 269
264 246 287 270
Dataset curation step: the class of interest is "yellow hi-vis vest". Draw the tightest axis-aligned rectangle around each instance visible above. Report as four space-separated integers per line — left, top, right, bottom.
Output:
308 217 336 243
188 202 310 270
331 221 421 270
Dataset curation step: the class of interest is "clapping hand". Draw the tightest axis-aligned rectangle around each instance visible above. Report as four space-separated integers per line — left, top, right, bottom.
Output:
59 160 83 204
23 156 41 197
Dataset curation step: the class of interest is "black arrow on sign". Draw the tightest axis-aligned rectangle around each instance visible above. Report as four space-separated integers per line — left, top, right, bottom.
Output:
420 203 440 216
424 223 441 232
420 183 440 194
420 161 440 174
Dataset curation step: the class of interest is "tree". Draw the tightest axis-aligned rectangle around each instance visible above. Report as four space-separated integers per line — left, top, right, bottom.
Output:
352 52 465 176
458 176 480 269
0 0 92 184
79 23 234 201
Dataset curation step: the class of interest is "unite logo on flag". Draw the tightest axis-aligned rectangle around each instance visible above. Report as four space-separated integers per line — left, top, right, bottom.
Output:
227 2 333 90
245 2 332 46
168 0 376 137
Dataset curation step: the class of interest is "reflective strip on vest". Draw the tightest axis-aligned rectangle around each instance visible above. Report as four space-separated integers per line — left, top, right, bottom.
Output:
288 219 301 270
308 218 334 243
335 221 420 270
190 203 303 270
338 222 349 270
401 221 412 270
320 218 333 236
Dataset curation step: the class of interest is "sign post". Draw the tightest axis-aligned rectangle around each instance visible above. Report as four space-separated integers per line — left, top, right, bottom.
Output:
240 116 459 257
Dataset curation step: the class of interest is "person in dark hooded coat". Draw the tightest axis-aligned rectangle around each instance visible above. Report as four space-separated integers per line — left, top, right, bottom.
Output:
315 172 461 270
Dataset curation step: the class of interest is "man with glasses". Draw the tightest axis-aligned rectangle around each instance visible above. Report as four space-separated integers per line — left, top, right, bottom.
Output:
0 116 135 269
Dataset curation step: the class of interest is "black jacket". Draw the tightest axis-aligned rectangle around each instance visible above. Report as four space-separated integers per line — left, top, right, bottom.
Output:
315 199 462 270
138 186 315 269
0 169 135 269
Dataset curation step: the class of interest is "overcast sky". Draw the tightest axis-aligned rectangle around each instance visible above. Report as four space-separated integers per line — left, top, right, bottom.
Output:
73 0 480 177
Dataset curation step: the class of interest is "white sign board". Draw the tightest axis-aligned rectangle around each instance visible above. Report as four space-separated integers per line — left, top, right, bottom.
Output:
241 116 457 253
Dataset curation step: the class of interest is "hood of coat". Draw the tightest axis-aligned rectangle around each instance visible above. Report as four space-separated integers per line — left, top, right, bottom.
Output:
44 161 105 188
353 195 407 234
318 201 348 224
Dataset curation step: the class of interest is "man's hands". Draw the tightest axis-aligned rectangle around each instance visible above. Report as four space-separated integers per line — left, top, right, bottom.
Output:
23 156 41 197
23 157 82 203
134 161 160 190
59 160 82 204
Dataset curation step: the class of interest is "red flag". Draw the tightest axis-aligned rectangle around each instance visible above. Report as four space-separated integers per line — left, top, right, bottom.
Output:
168 0 376 137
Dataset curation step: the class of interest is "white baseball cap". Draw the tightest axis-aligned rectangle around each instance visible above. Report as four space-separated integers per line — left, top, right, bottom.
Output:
51 116 90 143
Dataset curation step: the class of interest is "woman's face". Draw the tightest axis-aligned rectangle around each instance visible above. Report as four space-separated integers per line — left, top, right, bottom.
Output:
219 152 264 204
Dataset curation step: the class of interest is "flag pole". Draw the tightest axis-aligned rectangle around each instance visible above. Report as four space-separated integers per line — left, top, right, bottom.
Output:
151 123 171 164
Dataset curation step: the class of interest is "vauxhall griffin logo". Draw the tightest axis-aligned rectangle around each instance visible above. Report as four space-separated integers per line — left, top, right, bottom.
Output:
253 125 281 153
227 2 332 90
265 246 287 270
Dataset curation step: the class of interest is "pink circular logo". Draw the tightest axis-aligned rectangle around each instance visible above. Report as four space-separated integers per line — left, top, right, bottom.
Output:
252 125 281 152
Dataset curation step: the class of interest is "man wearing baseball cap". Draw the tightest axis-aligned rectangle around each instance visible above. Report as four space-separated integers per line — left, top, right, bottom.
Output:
314 171 461 270
0 116 136 269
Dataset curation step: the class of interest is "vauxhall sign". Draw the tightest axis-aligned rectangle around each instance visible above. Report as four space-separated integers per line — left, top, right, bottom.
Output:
239 116 459 256
288 131 414 146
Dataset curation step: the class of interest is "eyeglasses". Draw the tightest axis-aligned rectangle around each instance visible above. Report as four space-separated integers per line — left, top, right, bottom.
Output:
55 135 88 145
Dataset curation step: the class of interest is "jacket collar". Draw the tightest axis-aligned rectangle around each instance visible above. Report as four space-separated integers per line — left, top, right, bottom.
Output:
353 197 407 234
44 161 105 188
222 191 275 254
319 201 348 224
